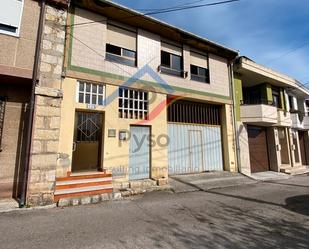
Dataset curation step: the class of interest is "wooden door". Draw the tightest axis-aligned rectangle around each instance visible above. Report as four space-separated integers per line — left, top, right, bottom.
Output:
248 126 270 173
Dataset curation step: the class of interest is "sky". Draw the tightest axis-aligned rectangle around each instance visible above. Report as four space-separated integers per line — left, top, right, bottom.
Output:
112 0 309 85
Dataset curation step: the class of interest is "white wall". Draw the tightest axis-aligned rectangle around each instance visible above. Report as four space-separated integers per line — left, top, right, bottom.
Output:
70 7 231 99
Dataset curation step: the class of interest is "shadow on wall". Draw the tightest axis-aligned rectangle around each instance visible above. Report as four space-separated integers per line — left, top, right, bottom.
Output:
12 102 30 201
0 81 31 201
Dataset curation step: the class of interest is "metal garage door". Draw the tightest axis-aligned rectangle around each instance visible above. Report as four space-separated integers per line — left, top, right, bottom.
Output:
168 123 223 175
248 126 270 173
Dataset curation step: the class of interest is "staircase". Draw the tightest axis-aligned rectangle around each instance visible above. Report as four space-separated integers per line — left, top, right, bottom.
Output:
54 171 113 202
280 166 309 176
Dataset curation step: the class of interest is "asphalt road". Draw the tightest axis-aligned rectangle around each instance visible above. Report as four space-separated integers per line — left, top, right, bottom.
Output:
0 174 308 249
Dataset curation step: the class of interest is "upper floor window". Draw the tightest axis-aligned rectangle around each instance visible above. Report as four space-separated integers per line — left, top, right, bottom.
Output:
106 23 137 67
272 88 281 108
160 41 183 77
77 81 105 106
190 51 209 83
119 88 148 120
288 95 296 111
0 0 23 36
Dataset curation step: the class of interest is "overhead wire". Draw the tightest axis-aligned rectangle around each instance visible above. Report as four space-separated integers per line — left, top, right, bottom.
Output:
66 0 241 27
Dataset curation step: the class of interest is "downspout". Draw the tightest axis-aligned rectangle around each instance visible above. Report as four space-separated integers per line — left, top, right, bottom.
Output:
229 59 241 173
20 0 46 207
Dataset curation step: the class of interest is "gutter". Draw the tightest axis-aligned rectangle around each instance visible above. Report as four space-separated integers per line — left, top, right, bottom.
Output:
20 0 46 207
229 60 241 173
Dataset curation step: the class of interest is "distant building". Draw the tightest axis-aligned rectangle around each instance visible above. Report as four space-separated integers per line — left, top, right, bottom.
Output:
234 56 309 175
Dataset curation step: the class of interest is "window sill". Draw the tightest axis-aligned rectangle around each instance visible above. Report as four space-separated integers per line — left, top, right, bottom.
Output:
159 66 185 78
190 77 210 84
105 56 137 68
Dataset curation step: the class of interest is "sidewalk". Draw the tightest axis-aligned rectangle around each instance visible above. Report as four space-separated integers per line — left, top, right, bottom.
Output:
0 199 19 213
169 171 257 193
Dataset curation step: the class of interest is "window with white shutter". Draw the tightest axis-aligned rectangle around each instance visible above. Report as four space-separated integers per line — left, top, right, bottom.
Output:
0 0 24 36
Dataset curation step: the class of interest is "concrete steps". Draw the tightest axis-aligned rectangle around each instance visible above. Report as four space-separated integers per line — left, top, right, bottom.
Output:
280 166 309 176
54 172 113 202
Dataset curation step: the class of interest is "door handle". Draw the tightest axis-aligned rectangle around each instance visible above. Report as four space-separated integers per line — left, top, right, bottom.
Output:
72 142 76 151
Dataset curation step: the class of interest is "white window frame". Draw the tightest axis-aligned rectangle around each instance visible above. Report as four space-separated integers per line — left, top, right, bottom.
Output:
76 81 106 106
119 88 149 120
0 0 24 37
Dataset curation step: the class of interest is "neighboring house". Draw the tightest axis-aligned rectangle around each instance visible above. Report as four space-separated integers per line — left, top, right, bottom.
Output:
0 0 69 206
0 0 40 202
53 0 239 202
234 56 309 176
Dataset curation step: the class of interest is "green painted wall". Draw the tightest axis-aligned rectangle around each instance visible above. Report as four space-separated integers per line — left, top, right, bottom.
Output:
279 88 287 110
233 74 243 121
260 83 273 105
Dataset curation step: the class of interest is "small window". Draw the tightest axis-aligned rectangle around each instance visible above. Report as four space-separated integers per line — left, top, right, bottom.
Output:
119 88 148 120
160 51 183 77
77 82 105 106
0 0 23 36
190 65 210 83
106 44 136 67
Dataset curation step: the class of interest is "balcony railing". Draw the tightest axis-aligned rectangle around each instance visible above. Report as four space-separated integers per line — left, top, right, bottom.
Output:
277 110 291 127
291 112 309 129
240 104 278 125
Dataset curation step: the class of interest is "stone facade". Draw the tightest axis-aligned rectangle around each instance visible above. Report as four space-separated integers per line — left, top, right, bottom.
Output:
27 3 67 206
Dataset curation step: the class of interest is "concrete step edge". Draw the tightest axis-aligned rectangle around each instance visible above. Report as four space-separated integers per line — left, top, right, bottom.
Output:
54 185 113 195
56 177 113 186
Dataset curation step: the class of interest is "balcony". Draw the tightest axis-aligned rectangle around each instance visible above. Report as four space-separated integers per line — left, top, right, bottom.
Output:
277 110 291 127
240 104 278 125
291 113 309 129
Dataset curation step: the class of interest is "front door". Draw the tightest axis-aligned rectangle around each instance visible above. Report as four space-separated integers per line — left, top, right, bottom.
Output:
129 126 150 180
72 112 103 172
299 131 308 165
248 126 270 173
292 130 300 164
189 130 204 173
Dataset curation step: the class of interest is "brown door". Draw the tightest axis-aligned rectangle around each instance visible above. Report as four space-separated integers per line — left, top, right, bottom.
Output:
248 126 270 173
72 112 103 172
299 131 308 165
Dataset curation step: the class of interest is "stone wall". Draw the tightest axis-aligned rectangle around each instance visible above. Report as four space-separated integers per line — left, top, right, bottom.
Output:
27 3 67 206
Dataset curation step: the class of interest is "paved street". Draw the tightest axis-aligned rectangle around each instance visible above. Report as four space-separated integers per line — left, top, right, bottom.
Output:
0 174 308 249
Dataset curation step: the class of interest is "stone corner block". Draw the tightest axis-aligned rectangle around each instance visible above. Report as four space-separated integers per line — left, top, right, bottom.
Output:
35 86 63 98
112 192 122 200
58 198 70 207
80 196 91 205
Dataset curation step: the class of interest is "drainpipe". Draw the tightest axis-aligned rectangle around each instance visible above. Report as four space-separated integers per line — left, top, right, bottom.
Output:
229 59 242 173
20 0 46 207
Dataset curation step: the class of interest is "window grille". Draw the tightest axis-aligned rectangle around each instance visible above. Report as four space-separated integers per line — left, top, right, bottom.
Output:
167 100 220 125
77 82 105 106
118 88 148 120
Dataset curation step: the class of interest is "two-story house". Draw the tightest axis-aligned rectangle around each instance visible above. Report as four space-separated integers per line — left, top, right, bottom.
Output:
234 56 309 176
0 0 70 207
54 0 239 202
0 0 40 202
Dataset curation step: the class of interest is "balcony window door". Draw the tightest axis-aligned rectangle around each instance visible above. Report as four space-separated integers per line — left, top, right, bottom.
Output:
272 89 281 108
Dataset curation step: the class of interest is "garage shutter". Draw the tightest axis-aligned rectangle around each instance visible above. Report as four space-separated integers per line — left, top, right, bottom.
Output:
168 123 223 175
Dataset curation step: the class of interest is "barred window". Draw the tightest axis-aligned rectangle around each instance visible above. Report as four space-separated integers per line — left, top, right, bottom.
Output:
119 88 148 120
77 82 105 106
